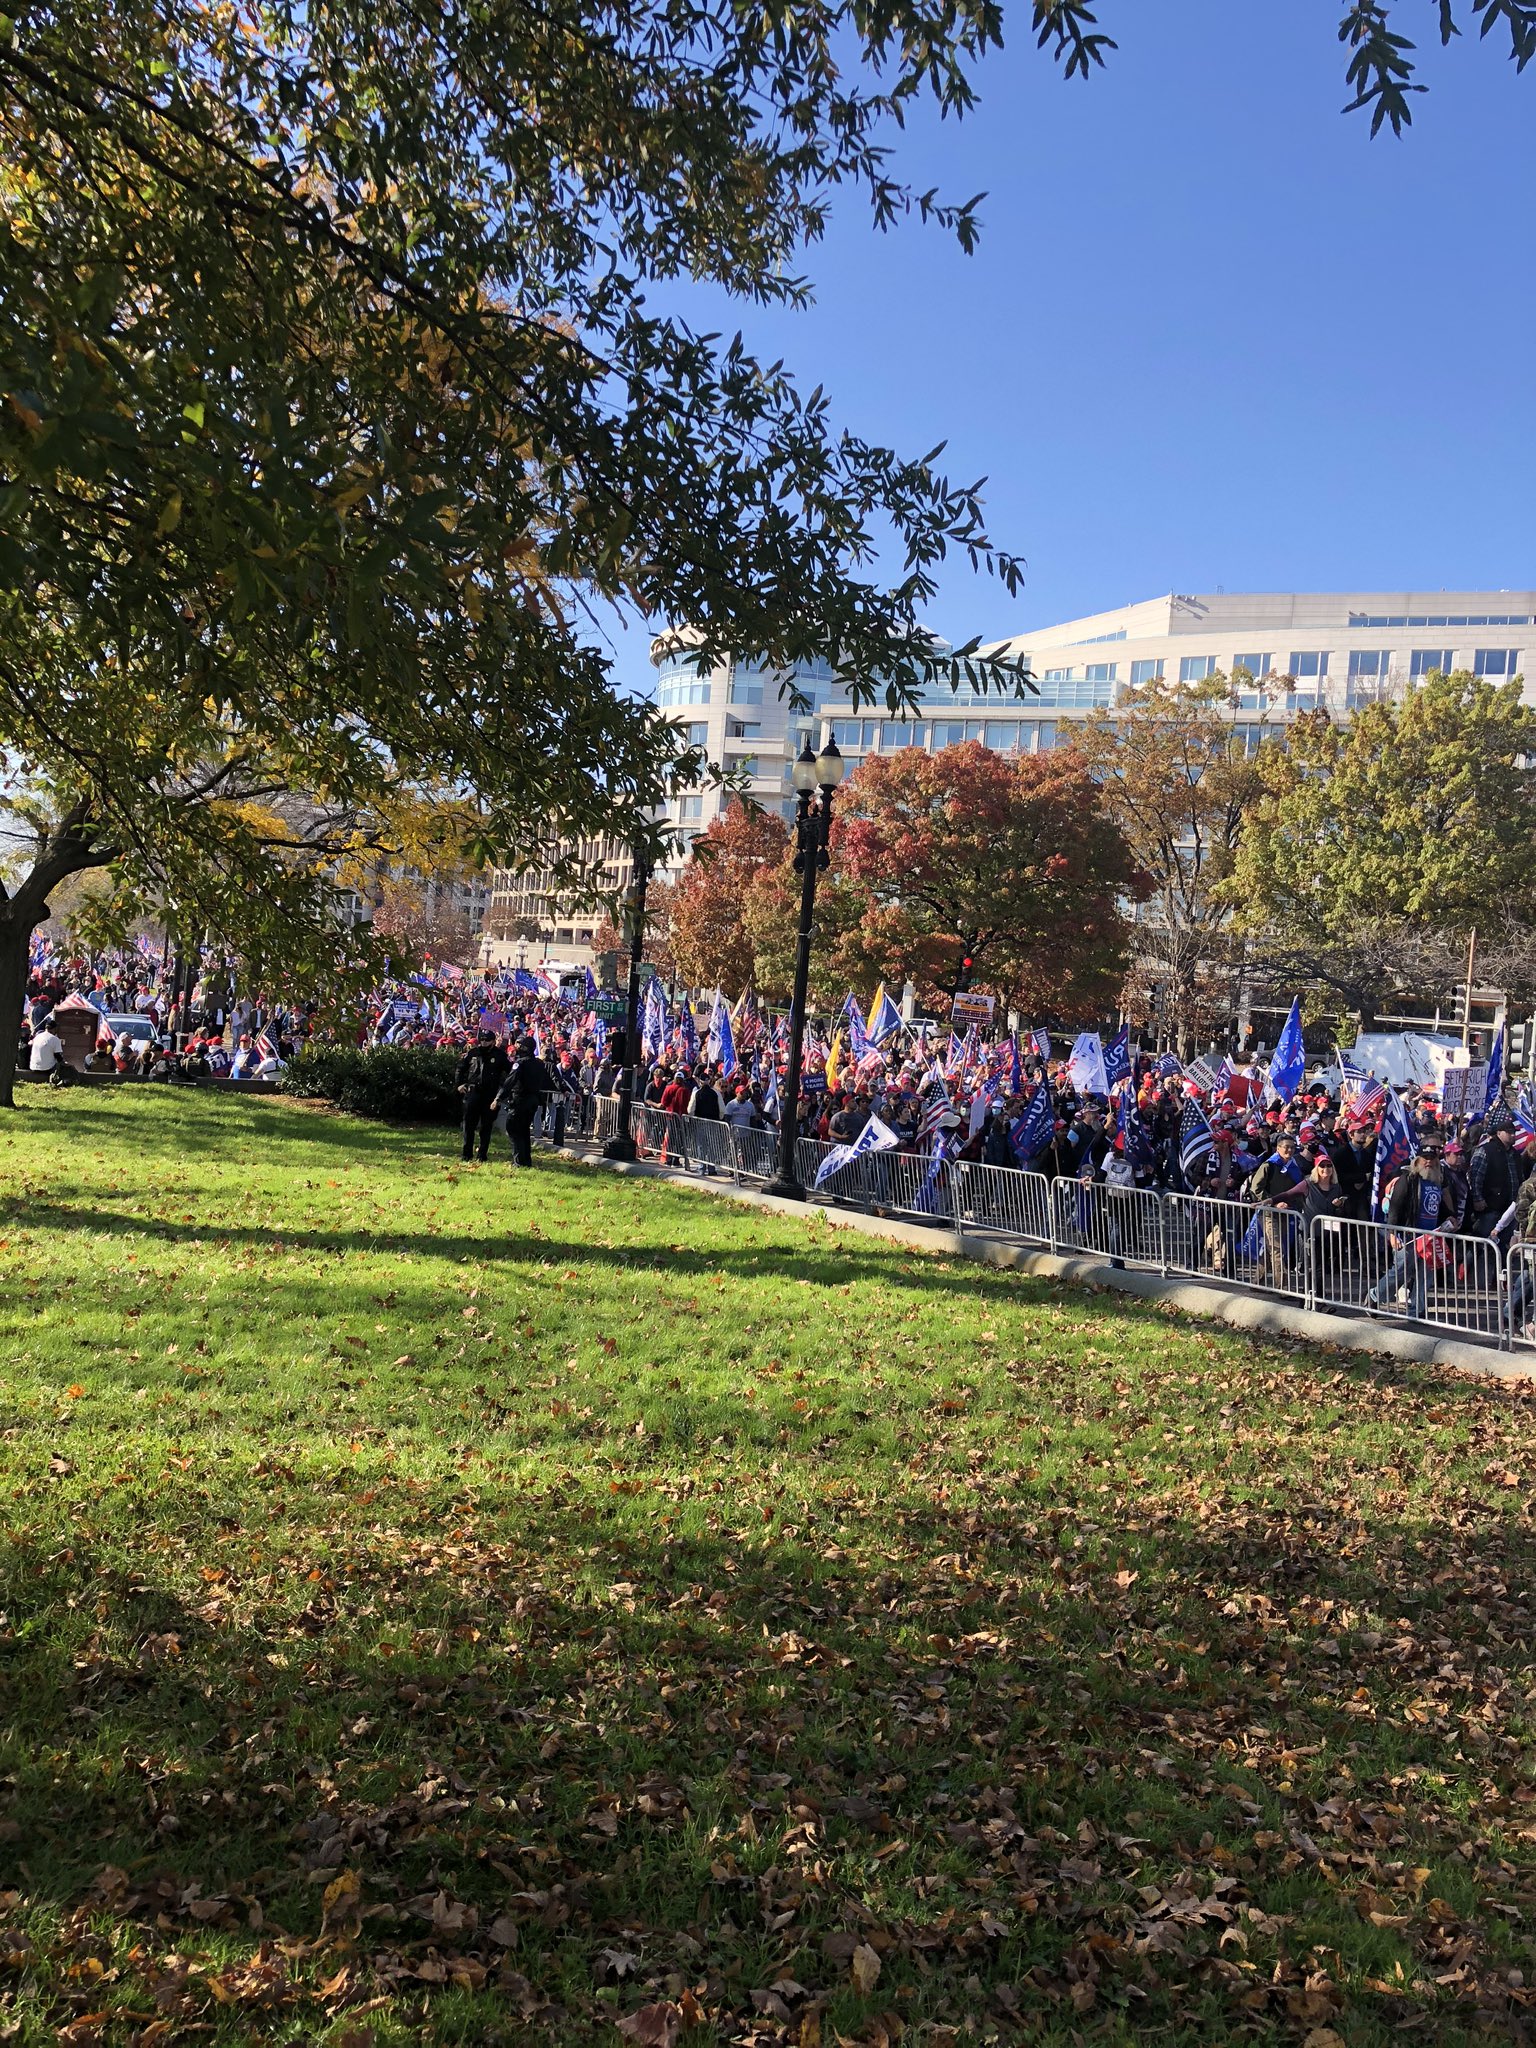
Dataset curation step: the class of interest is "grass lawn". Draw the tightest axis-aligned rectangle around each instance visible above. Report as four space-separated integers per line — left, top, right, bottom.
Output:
2 1090 1535 2047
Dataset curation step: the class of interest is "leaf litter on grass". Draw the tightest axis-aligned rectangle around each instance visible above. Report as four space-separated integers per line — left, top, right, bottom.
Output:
0 1089 1535 2044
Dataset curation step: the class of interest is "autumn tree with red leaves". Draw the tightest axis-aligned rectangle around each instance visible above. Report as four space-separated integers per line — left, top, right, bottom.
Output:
829 741 1142 1015
668 800 789 992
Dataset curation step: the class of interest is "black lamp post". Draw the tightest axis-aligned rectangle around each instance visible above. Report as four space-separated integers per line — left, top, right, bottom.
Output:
603 852 651 1162
763 731 845 1201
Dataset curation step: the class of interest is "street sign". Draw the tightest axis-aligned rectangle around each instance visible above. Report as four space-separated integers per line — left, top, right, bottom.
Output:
594 997 628 1023
950 992 995 1027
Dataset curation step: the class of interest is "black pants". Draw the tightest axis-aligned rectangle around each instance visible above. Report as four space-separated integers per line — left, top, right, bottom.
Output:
508 1101 539 1167
461 1093 498 1161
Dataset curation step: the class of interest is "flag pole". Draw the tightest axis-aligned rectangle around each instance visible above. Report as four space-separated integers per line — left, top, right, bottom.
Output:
1462 927 1478 1050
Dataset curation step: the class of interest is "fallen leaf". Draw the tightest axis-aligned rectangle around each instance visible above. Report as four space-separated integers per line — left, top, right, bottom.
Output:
851 1942 882 1996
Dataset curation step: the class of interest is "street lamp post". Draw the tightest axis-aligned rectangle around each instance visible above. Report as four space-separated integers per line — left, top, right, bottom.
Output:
764 733 845 1201
603 852 651 1163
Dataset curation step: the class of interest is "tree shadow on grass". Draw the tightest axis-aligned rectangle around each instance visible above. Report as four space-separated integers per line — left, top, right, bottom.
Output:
3 1465 1533 2045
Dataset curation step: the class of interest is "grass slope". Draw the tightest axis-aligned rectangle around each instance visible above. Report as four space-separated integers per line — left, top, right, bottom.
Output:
1 1089 1535 2047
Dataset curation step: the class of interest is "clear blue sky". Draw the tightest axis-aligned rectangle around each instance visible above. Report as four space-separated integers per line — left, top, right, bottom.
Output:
605 0 1535 694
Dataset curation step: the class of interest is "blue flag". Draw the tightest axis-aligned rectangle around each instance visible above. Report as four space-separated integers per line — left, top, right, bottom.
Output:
911 1135 953 1215
1009 1080 1055 1166
1483 1016 1506 1119
584 965 600 1002
1008 1034 1022 1095
843 992 874 1060
1371 1090 1415 1221
676 1003 699 1066
1270 998 1305 1104
867 986 904 1042
1103 1025 1131 1089
710 991 737 1079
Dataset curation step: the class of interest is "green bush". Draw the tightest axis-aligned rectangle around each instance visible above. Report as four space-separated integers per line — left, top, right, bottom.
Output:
279 1043 462 1123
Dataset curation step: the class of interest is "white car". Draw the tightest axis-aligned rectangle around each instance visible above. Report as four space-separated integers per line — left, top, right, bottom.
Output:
100 1012 158 1046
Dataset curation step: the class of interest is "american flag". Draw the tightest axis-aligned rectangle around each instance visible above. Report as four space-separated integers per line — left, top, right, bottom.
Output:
255 1030 277 1062
917 1067 953 1141
1348 1074 1387 1119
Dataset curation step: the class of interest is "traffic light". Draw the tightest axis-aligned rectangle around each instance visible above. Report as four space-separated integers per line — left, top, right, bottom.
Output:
956 954 974 993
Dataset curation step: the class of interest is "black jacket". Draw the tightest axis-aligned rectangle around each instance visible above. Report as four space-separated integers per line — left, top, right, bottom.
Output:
498 1053 554 1110
456 1043 510 1097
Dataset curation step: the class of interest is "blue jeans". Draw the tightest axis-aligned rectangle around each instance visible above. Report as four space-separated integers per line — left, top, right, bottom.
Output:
1368 1242 1430 1318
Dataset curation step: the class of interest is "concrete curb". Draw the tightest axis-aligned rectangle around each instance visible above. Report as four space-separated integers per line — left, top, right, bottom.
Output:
557 1143 1535 1383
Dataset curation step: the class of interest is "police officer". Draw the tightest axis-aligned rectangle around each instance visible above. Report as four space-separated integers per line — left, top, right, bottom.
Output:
495 1036 555 1168
455 1029 511 1162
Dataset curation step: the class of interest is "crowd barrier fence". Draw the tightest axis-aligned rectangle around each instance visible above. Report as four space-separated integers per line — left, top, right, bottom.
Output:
607 1101 1530 1353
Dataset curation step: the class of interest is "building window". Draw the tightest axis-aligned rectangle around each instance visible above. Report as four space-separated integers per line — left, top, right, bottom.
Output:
881 724 923 748
1232 653 1272 680
727 755 759 777
830 719 878 750
1233 724 1270 756
682 721 709 746
726 718 760 740
1179 655 1218 683
555 928 573 944
1288 651 1330 680
658 676 711 706
729 673 765 705
1084 661 1117 683
677 795 703 822
1042 667 1074 683
1130 658 1164 686
1286 689 1324 716
1409 648 1452 679
1345 649 1394 705
1348 649 1391 680
1017 720 1059 751
1034 675 1113 708
930 721 968 748
1474 648 1521 677
984 721 1019 751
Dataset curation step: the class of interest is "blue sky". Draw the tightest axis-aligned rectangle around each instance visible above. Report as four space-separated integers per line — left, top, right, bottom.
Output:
604 0 1535 694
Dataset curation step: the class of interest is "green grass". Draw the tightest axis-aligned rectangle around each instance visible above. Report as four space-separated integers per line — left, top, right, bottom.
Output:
2 1089 1535 2046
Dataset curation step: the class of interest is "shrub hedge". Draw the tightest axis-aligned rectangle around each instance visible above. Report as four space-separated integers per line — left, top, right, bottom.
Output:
280 1044 462 1123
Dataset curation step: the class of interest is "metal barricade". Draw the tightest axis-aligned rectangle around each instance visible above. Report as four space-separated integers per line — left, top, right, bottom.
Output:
1506 1242 1536 1348
1163 1192 1308 1301
1310 1214 1507 1341
953 1161 1053 1244
1051 1178 1166 1271
728 1124 780 1183
589 1093 622 1145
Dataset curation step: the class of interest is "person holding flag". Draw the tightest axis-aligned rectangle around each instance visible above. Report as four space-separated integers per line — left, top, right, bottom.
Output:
813 1110 899 1193
1366 1123 1460 1320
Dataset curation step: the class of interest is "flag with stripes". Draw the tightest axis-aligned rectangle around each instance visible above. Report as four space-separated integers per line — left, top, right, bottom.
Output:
1370 1090 1416 1222
1177 1098 1215 1182
917 1067 953 1141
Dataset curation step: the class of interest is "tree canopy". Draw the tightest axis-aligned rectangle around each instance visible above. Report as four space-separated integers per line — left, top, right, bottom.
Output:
1076 676 1275 1052
1225 670 1536 1025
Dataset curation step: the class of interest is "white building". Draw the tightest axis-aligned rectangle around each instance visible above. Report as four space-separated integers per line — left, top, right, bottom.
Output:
651 589 1532 862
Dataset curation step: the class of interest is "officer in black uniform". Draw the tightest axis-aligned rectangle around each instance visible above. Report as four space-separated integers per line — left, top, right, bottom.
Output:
455 1030 511 1162
495 1036 555 1168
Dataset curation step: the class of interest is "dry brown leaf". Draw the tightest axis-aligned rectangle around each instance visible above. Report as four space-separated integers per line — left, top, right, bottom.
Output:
851 1942 882 1996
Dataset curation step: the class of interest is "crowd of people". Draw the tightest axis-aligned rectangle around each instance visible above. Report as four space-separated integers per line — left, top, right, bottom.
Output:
18 939 1536 1323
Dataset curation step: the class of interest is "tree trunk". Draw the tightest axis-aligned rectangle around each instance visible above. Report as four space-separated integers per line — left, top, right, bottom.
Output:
0 912 33 1110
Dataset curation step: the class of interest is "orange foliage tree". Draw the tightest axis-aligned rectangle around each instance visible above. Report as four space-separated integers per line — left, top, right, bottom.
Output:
667 800 789 993
828 742 1142 1016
